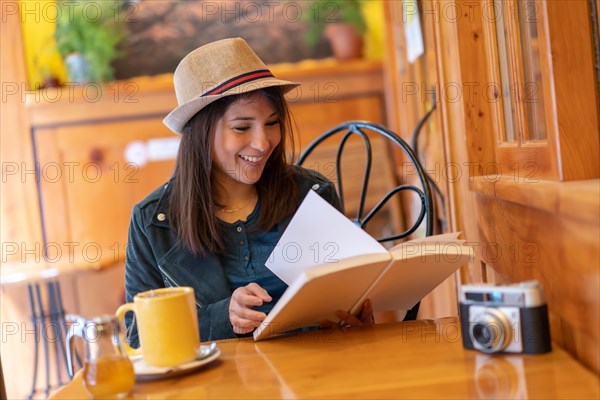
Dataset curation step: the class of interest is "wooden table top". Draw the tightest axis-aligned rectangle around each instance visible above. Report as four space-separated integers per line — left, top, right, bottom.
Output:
49 318 599 399
0 261 119 287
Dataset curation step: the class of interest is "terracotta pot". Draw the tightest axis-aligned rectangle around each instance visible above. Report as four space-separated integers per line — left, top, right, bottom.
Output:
324 23 364 61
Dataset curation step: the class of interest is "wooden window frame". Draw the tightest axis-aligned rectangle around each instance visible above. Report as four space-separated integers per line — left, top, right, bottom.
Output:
482 0 559 180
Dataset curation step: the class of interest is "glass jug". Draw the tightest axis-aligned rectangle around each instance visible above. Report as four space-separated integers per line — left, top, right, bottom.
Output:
66 314 135 398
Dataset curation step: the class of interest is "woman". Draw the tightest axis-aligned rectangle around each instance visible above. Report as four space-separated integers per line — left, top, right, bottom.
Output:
125 38 372 343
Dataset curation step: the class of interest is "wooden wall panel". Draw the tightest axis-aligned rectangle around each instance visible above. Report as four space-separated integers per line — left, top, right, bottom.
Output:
35 120 177 267
544 0 599 180
291 95 385 150
1 4 45 397
0 1 43 263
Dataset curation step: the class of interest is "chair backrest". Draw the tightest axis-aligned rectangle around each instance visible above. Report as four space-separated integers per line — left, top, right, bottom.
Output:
297 121 434 243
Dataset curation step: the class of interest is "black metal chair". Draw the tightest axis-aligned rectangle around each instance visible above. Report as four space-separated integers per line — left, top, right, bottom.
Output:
297 121 434 320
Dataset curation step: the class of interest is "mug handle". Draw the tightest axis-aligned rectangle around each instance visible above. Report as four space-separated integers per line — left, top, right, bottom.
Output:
116 303 142 357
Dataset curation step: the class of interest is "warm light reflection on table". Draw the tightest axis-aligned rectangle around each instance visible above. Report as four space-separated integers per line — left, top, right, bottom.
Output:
49 318 599 399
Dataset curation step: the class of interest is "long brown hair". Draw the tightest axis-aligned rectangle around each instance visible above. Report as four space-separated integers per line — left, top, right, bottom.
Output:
169 87 298 255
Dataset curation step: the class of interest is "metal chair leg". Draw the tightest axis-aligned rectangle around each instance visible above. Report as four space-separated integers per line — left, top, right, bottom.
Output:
48 280 69 386
25 280 70 398
26 284 40 400
33 283 52 397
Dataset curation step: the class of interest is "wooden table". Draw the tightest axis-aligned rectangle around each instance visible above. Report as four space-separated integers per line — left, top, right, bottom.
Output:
49 318 599 399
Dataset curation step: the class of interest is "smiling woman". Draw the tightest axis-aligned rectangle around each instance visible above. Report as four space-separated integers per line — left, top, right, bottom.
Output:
212 93 282 195
180 88 287 230
123 38 372 344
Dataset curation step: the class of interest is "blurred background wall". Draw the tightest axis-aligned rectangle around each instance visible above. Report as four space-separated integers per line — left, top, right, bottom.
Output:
20 0 384 87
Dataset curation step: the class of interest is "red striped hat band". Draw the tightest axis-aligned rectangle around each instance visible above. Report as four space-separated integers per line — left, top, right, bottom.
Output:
202 70 274 97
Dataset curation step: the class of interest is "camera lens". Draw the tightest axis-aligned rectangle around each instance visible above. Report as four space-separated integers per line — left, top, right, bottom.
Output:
473 323 493 345
470 309 512 353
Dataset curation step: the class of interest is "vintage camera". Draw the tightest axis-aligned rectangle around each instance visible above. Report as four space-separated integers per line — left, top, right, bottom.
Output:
459 280 551 354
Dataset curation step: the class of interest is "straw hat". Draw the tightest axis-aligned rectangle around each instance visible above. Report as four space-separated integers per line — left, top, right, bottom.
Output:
163 38 300 134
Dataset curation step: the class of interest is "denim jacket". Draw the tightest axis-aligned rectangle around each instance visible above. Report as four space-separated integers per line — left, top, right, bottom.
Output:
124 166 342 344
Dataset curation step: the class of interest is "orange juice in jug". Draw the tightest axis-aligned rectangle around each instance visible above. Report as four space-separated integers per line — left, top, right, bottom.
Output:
83 354 135 398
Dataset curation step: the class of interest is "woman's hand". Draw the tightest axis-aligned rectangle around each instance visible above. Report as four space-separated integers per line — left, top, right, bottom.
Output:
229 283 272 335
319 299 374 329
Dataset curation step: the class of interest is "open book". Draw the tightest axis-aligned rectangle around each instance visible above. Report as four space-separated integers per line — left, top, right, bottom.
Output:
253 190 472 341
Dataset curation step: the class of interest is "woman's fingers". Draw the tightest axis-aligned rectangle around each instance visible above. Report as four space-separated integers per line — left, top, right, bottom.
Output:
230 306 266 334
233 289 263 308
359 299 374 325
245 282 273 302
319 319 337 329
232 284 271 308
230 301 267 320
334 299 374 327
229 283 272 334
335 310 362 326
230 314 264 334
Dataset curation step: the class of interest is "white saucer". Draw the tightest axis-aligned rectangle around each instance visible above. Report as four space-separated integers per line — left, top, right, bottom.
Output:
129 344 221 381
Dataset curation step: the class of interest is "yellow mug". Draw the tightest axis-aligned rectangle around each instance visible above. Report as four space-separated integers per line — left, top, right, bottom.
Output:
116 287 200 367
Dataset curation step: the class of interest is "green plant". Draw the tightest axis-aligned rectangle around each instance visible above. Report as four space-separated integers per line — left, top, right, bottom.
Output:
303 0 367 47
55 0 125 82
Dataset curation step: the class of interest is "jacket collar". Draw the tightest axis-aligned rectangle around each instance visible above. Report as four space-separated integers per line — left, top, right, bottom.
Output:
149 179 174 229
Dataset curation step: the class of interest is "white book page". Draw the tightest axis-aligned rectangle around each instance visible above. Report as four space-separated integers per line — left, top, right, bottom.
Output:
265 190 387 285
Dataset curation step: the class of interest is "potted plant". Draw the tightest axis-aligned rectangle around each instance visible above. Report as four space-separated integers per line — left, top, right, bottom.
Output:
55 0 125 83
303 0 367 60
